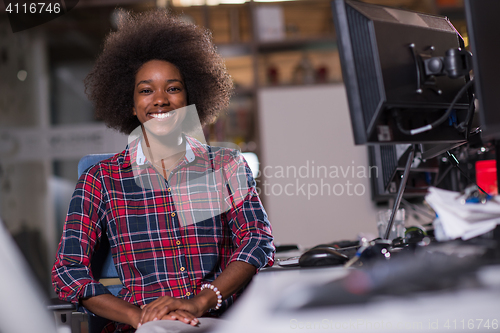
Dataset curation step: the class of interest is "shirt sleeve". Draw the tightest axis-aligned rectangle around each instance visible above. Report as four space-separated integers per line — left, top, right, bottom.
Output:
223 150 275 270
51 167 111 306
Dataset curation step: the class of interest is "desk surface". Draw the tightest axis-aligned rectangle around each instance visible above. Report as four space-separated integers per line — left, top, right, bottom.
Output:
213 264 500 332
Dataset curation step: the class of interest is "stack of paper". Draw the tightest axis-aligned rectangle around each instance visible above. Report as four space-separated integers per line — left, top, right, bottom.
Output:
425 187 500 240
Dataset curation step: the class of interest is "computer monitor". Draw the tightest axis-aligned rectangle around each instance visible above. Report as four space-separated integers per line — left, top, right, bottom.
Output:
464 0 500 191
332 0 478 239
464 0 500 143
332 0 472 145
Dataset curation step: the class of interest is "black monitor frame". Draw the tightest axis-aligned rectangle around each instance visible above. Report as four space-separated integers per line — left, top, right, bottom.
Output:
464 0 500 143
332 0 472 146
464 0 500 193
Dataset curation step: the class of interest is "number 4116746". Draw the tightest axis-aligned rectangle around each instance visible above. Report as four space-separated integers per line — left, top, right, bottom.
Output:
5 2 61 14
444 319 498 330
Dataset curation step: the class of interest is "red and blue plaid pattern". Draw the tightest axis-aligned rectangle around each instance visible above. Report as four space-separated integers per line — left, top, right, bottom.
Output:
52 136 274 329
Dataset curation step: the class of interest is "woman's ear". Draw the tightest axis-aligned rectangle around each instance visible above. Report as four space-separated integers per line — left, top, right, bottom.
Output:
132 107 136 116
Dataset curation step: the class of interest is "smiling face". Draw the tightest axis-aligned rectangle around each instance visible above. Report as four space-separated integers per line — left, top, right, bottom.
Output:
132 60 188 138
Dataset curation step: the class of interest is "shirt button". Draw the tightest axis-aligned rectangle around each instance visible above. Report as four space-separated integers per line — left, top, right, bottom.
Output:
171 212 176 217
180 267 185 271
167 187 171 192
176 240 181 245
186 292 191 296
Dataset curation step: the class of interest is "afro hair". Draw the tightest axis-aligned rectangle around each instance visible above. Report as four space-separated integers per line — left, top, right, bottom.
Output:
84 9 233 135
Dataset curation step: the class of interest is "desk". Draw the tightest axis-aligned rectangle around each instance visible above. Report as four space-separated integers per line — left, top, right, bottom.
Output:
214 264 500 332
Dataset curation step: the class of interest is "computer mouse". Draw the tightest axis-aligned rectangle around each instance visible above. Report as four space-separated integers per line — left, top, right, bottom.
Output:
298 246 349 267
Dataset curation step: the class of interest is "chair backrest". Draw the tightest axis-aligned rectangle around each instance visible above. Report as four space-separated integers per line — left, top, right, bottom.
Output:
78 154 120 287
78 154 116 179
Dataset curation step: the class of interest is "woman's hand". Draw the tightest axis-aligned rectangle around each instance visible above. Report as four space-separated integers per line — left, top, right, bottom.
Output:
139 295 210 327
138 261 257 327
161 309 199 326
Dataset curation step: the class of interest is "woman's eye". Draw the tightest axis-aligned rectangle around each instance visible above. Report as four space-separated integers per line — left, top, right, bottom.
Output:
168 87 181 92
140 89 152 93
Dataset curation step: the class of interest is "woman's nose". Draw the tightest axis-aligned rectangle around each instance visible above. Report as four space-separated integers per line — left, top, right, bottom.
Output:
154 91 170 106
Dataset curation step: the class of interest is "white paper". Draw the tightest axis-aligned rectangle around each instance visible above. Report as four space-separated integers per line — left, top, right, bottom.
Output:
425 187 500 240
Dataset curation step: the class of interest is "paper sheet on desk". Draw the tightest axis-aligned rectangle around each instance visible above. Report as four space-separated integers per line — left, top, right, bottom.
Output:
425 187 500 240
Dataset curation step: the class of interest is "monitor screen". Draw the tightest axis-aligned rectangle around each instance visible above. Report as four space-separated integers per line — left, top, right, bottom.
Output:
464 0 500 142
332 0 471 145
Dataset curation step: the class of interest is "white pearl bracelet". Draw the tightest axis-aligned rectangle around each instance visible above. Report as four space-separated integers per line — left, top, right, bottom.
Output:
201 283 223 310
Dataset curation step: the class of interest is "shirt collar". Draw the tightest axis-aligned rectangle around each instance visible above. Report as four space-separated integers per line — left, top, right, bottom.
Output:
134 135 206 166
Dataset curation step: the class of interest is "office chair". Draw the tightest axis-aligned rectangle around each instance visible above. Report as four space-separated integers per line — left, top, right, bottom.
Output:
50 153 119 333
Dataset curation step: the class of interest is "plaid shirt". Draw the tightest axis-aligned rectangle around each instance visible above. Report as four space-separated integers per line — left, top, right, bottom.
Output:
52 135 274 327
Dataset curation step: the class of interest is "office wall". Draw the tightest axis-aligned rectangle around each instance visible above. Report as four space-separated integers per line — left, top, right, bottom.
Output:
258 84 379 247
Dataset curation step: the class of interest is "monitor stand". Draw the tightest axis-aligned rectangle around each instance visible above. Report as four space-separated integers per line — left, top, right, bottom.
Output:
384 144 417 240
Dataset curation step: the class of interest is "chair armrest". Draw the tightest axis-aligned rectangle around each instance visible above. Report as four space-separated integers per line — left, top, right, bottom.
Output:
48 298 87 333
47 298 76 311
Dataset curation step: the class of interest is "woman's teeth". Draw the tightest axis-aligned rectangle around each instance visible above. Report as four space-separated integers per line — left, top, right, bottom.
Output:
150 112 173 119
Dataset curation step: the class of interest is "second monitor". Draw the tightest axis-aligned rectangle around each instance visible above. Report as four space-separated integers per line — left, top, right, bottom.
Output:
332 0 472 145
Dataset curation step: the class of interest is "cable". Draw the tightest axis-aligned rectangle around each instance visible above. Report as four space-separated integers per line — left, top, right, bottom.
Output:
455 94 476 134
446 151 488 195
397 79 474 136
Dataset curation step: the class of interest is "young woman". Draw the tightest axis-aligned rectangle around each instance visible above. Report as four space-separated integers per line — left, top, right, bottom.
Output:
52 10 274 333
